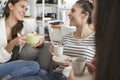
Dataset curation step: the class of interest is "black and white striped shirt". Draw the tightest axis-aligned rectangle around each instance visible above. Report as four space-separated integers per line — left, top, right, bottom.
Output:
60 32 95 61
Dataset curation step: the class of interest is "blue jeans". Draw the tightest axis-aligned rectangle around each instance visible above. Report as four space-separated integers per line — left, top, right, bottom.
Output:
47 72 67 80
9 71 67 80
0 60 40 79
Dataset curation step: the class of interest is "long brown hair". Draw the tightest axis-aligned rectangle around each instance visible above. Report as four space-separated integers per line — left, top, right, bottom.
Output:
95 0 120 80
2 0 27 39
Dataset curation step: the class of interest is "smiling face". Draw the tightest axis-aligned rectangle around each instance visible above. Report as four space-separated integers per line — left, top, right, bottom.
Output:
8 0 28 21
68 0 94 28
68 3 84 27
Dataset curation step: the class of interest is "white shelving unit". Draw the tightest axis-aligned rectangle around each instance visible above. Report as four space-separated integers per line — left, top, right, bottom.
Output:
36 1 59 38
26 0 77 39
27 0 59 36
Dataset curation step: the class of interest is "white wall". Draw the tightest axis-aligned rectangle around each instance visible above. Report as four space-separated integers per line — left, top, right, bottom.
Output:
65 0 77 8
58 0 78 22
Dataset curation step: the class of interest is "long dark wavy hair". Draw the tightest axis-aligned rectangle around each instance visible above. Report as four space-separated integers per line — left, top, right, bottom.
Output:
95 0 120 80
76 0 94 24
2 0 27 39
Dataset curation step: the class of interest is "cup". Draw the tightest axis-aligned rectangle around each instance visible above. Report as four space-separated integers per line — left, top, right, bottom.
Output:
54 44 63 57
72 56 86 76
26 33 41 46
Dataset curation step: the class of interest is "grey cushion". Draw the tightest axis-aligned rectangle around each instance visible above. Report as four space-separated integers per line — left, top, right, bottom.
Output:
19 42 52 73
36 42 52 72
19 44 39 60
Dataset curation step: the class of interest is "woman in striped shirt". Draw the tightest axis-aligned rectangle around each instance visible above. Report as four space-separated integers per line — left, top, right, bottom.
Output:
49 1 95 79
50 0 95 62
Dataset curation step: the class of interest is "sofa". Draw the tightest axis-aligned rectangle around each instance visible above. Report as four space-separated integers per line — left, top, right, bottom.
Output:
36 41 53 73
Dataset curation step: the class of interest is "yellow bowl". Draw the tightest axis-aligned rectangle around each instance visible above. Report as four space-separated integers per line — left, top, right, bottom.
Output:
26 33 40 46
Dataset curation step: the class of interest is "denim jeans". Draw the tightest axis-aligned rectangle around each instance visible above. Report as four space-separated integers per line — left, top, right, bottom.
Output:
47 72 67 80
0 60 40 79
9 69 50 80
9 71 67 80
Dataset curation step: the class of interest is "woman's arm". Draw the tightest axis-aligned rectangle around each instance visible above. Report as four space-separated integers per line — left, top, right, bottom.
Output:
0 18 12 63
0 36 26 63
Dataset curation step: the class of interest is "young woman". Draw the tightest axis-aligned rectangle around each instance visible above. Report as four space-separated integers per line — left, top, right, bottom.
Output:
2 0 44 61
49 0 95 80
50 0 95 61
0 0 40 80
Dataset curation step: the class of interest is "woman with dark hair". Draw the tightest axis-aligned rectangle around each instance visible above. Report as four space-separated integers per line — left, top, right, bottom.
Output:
2 0 44 61
0 0 41 80
49 0 95 66
95 0 120 80
48 0 95 80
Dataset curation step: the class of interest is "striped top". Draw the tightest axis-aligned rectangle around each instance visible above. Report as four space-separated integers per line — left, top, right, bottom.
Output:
60 32 95 61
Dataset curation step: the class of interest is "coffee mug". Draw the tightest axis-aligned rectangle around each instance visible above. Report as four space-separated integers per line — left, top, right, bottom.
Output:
26 33 40 46
54 44 63 57
72 56 86 76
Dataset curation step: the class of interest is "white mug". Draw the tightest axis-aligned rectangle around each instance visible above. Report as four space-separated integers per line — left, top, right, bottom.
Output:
54 44 63 57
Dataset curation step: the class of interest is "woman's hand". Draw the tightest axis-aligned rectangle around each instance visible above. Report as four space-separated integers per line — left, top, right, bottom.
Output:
86 58 96 74
33 36 45 47
68 70 75 80
52 57 72 71
10 36 27 46
54 56 72 66
5 36 27 53
49 42 54 55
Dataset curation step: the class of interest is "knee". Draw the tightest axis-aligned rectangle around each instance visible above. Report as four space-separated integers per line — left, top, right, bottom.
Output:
31 61 40 70
28 61 40 74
